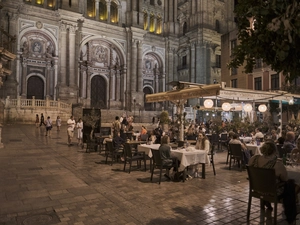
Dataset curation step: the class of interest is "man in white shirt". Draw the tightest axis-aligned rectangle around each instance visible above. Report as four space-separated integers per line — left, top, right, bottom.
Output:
67 115 76 146
252 128 264 139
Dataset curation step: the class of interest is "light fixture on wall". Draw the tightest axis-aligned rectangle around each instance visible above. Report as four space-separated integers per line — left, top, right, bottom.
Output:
258 104 267 113
222 102 231 111
204 99 214 108
244 103 253 112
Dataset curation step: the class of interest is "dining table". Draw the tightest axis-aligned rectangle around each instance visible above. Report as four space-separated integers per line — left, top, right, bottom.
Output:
240 136 252 143
171 147 208 178
246 143 262 155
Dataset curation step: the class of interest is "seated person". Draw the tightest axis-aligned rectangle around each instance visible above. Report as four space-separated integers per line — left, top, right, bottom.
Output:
248 141 299 224
113 132 125 152
148 130 156 144
283 131 296 153
141 125 147 135
252 128 264 140
158 135 179 178
229 133 251 164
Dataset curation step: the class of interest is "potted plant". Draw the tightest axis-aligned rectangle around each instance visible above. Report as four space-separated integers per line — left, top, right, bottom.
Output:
159 111 171 131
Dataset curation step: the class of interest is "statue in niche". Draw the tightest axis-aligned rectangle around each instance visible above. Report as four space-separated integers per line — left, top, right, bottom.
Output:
45 45 53 58
145 60 151 69
22 41 29 56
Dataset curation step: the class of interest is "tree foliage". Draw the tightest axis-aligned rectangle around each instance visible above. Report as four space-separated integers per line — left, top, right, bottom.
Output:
228 0 300 81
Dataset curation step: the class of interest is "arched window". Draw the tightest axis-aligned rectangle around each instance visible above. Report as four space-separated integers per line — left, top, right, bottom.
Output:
156 16 162 34
149 14 155 32
35 0 44 5
99 0 107 21
144 11 148 30
87 0 95 18
110 1 118 23
183 22 187 35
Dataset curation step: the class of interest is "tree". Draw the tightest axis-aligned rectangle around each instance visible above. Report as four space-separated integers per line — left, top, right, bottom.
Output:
228 0 300 81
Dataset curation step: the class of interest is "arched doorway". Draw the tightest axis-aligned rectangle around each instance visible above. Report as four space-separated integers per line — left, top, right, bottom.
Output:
91 75 107 108
143 87 153 111
27 76 44 99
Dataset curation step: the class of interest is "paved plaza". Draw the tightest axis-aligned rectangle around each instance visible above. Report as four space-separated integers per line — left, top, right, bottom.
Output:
0 124 298 225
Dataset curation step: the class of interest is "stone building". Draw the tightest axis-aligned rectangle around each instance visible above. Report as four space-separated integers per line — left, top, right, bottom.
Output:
0 0 236 115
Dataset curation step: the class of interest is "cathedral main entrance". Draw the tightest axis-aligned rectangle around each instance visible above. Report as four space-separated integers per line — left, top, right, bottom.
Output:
91 75 107 109
27 76 44 99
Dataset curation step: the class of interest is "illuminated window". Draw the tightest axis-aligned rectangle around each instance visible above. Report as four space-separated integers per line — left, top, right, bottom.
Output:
47 0 55 8
110 2 118 23
156 16 162 34
99 0 107 20
87 0 95 18
149 14 155 32
36 0 44 4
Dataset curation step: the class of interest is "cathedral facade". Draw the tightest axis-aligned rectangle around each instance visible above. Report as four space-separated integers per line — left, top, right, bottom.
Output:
0 0 236 112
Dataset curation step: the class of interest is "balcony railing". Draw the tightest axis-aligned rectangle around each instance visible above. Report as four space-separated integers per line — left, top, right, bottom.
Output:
5 96 72 112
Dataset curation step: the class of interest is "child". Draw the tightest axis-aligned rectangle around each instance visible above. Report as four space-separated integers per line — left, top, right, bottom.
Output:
56 116 61 131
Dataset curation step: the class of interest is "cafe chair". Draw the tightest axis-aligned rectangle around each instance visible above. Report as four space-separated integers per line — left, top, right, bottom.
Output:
140 134 149 141
210 133 220 151
219 133 228 151
208 144 216 175
228 143 244 171
150 149 177 184
246 166 284 225
105 140 123 166
123 143 146 173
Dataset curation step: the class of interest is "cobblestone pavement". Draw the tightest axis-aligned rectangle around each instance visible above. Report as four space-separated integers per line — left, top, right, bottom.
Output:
0 124 298 225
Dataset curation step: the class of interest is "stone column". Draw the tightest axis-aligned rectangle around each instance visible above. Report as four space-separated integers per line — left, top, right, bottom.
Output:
69 25 76 87
115 70 120 101
86 69 92 100
95 0 99 21
147 12 150 31
195 42 201 83
21 59 27 97
190 42 195 83
60 23 67 86
137 40 143 92
153 15 157 33
131 39 137 92
110 70 115 100
106 0 111 23
53 58 58 100
46 60 51 96
117 5 121 24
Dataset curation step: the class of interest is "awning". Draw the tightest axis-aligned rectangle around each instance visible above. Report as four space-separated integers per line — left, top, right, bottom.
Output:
146 83 222 103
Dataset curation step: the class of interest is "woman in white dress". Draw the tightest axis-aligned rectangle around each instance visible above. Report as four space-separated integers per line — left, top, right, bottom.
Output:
76 118 83 146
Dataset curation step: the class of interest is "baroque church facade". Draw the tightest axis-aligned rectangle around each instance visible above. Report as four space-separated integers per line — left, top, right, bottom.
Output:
0 0 236 112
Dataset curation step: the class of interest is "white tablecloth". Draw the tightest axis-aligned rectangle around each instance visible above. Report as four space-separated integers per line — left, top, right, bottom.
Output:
240 137 252 143
171 148 207 172
246 143 262 155
286 166 300 185
137 144 160 158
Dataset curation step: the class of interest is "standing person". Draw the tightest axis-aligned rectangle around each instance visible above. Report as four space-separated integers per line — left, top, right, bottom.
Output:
45 116 52 137
112 116 121 138
40 113 45 127
76 118 83 146
56 116 61 131
35 114 39 128
67 116 76 146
